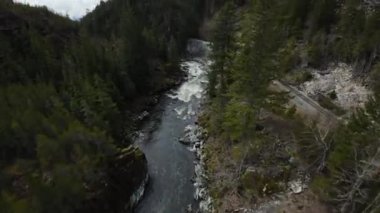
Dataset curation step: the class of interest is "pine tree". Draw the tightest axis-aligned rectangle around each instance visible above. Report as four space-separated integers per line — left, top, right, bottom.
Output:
209 1 237 98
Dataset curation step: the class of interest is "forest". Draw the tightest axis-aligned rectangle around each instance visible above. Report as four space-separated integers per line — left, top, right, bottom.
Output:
0 0 203 212
1 0 380 212
205 0 380 212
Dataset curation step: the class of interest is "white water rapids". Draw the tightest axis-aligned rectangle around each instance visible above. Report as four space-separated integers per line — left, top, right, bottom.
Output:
135 40 212 213
168 60 209 120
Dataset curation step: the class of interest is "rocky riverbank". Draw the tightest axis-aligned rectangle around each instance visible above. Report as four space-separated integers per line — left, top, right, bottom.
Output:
180 122 214 212
135 39 212 212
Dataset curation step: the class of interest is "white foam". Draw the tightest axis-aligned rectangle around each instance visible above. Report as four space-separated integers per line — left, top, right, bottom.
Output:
187 104 196 116
174 106 187 116
168 61 209 103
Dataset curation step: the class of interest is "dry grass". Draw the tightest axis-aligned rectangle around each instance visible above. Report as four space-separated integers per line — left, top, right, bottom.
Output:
278 190 329 213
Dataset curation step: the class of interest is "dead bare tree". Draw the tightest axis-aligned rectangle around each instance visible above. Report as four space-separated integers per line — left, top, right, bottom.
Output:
333 148 380 213
363 192 380 213
298 125 333 173
312 127 333 173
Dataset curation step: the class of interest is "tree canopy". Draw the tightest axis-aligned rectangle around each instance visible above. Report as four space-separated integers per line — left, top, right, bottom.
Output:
0 0 204 211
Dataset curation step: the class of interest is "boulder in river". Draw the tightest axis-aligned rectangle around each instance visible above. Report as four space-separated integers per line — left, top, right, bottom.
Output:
179 136 192 145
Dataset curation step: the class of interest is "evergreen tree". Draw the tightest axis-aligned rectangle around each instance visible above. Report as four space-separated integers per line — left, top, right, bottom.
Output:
209 1 237 98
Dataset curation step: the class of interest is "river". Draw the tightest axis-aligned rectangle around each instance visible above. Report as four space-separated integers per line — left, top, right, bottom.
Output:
135 40 210 213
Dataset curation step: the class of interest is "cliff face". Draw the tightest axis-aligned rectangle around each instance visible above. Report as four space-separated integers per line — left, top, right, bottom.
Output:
199 0 221 39
200 0 247 39
110 147 148 211
203 0 246 18
83 146 148 213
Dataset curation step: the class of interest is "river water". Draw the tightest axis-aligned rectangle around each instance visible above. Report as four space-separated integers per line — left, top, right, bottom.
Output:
135 40 210 213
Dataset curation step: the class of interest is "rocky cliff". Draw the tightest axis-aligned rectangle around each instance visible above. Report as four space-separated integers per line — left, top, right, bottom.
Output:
83 146 148 213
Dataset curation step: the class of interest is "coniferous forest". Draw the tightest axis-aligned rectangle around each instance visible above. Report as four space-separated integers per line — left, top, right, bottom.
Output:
205 0 380 212
0 0 203 212
0 0 380 212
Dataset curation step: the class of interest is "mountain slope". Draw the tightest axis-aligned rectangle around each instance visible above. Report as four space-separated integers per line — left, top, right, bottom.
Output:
204 0 380 212
0 0 204 212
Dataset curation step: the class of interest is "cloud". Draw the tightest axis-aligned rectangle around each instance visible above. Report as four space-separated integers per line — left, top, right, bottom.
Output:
13 0 106 19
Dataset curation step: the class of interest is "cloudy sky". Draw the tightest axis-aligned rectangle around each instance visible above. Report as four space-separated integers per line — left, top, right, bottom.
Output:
14 0 106 19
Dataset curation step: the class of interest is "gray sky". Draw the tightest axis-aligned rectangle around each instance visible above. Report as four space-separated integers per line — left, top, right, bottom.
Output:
14 0 106 19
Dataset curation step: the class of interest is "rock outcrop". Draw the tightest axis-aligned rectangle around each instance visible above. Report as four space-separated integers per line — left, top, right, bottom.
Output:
83 146 148 213
300 63 372 110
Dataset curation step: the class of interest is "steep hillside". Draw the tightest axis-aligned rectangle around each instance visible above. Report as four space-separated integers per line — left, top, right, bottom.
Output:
204 0 380 212
0 0 204 212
